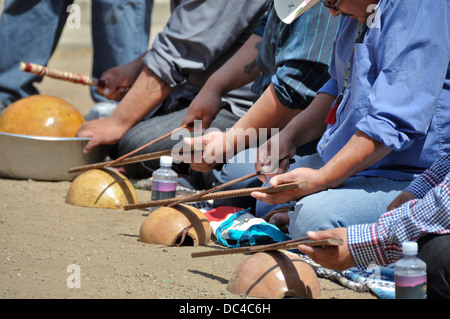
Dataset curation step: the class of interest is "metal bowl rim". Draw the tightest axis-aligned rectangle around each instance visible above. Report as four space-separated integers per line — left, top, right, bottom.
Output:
0 131 91 141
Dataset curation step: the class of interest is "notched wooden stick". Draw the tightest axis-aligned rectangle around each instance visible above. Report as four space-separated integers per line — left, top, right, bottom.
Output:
191 238 343 258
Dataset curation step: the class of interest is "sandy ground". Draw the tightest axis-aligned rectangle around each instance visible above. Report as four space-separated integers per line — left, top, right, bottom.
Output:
0 3 376 302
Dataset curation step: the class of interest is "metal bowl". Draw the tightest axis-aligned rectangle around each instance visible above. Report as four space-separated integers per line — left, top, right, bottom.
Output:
0 132 109 181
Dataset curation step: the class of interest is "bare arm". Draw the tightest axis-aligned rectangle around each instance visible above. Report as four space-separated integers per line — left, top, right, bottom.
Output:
182 34 263 129
77 66 173 154
253 130 392 204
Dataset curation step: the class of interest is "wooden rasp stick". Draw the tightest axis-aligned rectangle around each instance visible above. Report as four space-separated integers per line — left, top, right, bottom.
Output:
167 158 296 207
20 62 104 87
67 144 204 173
123 181 308 211
191 237 343 258
168 170 260 207
68 149 173 173
104 124 190 168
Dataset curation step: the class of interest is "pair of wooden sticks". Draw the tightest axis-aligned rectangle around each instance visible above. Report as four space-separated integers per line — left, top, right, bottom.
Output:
123 158 300 210
191 236 343 258
68 124 192 174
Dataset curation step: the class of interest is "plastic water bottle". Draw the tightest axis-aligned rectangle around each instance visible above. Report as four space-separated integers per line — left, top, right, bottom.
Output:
151 156 178 201
394 241 427 299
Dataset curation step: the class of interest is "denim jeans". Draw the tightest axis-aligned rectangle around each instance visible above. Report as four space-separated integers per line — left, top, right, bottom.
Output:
0 0 152 110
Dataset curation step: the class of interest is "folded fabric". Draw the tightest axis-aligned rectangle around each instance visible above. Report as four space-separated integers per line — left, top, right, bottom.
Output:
204 207 291 248
299 252 395 299
203 206 244 236
342 265 395 299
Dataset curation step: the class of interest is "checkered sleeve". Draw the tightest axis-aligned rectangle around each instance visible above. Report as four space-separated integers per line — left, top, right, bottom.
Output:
405 154 450 199
348 169 450 270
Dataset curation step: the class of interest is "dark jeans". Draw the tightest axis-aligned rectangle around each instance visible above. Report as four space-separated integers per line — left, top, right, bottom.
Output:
418 234 450 299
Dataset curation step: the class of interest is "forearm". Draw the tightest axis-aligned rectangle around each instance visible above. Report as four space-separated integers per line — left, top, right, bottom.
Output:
205 34 262 96
217 83 302 160
319 130 392 188
277 92 335 149
111 66 173 130
232 84 301 135
128 52 147 72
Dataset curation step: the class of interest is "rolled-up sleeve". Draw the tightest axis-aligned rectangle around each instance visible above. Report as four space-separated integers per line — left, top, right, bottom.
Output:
143 0 267 87
317 77 338 97
355 0 450 151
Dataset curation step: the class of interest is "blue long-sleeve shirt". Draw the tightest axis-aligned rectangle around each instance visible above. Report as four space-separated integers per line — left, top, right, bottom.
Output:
348 154 450 270
317 0 450 181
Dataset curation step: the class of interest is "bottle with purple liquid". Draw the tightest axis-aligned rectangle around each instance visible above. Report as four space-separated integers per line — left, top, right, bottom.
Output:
151 156 178 201
395 241 427 299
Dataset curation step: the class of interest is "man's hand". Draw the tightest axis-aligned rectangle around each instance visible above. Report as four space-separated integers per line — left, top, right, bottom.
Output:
251 166 327 204
255 132 297 183
298 228 355 271
177 131 229 173
181 85 223 131
76 116 129 154
387 190 416 211
97 57 144 101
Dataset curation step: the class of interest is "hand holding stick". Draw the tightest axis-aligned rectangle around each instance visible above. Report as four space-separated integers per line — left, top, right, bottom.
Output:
167 158 296 207
104 124 190 168
67 124 195 173
191 236 343 258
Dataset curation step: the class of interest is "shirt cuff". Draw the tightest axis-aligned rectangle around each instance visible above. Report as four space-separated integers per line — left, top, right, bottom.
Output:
317 78 338 97
347 223 389 270
404 183 427 199
272 75 314 110
356 116 415 152
142 50 186 88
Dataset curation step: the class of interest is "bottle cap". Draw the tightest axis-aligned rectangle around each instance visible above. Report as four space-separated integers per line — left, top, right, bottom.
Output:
402 241 418 254
160 156 173 166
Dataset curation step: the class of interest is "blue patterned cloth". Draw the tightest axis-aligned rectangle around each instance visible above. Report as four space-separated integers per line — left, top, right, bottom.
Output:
215 209 290 248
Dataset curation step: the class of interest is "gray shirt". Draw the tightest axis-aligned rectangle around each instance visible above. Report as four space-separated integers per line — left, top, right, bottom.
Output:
143 0 270 113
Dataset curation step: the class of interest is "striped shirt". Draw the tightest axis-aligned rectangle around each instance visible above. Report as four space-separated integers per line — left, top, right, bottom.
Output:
252 3 340 109
348 154 450 270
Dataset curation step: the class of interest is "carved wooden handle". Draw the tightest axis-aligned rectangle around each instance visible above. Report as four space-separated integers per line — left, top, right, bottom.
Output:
20 62 102 86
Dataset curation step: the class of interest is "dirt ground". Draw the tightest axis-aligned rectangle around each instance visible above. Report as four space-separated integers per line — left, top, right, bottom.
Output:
0 4 377 302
